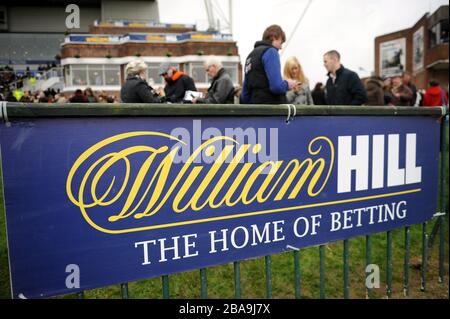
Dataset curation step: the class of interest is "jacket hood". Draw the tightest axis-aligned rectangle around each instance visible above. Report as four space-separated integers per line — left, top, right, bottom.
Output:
169 70 185 82
426 86 442 96
254 40 277 50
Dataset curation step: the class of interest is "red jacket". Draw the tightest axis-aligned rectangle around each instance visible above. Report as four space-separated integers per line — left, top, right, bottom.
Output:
423 86 448 107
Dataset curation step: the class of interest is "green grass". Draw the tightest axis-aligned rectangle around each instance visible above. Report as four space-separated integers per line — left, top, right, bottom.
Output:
0 127 448 299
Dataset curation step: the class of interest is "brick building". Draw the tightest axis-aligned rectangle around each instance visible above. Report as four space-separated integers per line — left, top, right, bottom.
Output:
375 5 448 89
60 20 242 95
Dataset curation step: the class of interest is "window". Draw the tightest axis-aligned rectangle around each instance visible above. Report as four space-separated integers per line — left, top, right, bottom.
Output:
88 65 104 86
67 64 120 86
146 63 165 87
429 23 439 48
223 62 239 84
104 66 120 85
71 65 88 86
440 19 449 43
429 20 449 48
189 62 208 83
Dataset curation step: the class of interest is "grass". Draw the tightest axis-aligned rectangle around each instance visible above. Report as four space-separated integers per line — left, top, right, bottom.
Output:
0 126 448 299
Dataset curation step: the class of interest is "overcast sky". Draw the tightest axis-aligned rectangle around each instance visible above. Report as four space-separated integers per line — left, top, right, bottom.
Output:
159 0 448 86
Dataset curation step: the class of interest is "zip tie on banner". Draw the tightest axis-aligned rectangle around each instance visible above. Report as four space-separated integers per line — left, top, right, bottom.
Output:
433 212 446 217
285 104 296 123
285 104 291 123
286 245 300 251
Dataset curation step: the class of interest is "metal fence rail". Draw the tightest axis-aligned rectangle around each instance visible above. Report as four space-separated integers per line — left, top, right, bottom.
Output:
0 102 448 299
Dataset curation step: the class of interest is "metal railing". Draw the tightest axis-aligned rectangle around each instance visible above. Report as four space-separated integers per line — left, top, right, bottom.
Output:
0 103 448 299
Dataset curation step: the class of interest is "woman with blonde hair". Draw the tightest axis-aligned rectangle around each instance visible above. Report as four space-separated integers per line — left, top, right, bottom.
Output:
283 56 314 105
120 59 162 103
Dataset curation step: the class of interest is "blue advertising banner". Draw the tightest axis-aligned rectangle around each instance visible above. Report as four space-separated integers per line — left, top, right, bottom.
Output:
0 115 440 298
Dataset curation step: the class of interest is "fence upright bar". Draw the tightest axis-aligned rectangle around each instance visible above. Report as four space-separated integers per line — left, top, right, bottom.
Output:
439 216 446 283
421 222 428 292
319 245 326 299
387 231 393 298
120 283 129 299
294 250 301 299
162 275 170 299
200 268 208 299
234 261 241 299
265 255 272 299
343 239 349 299
404 227 410 297
439 216 445 283
439 116 448 283
365 235 373 299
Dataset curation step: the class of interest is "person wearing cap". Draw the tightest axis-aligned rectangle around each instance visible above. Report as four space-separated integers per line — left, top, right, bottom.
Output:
159 62 197 103
121 59 162 103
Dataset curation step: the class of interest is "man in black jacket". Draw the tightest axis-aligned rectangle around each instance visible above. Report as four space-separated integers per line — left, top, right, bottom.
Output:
323 50 368 105
159 62 197 103
121 60 162 103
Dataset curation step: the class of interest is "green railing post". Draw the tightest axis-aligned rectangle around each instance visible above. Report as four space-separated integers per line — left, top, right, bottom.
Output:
233 261 241 299
404 227 410 297
319 245 326 299
200 268 208 299
386 231 393 298
365 235 372 299
439 216 446 283
120 283 129 299
439 115 448 283
294 250 301 299
343 239 349 299
265 255 272 299
421 222 428 292
162 275 170 299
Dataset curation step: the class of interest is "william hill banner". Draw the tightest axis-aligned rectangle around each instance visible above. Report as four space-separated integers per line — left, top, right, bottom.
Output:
0 115 440 298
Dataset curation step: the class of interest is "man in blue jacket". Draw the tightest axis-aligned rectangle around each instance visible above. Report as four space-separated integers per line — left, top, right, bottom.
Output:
323 50 368 105
241 25 299 104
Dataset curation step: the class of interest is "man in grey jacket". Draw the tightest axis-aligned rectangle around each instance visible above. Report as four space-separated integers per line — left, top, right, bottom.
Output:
192 57 235 104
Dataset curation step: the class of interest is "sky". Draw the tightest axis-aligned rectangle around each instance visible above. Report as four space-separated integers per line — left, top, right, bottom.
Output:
158 0 448 86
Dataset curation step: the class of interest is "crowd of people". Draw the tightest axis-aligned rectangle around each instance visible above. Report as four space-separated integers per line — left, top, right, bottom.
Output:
364 73 448 107
0 87 117 104
1 24 448 108
0 63 66 103
120 24 448 108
